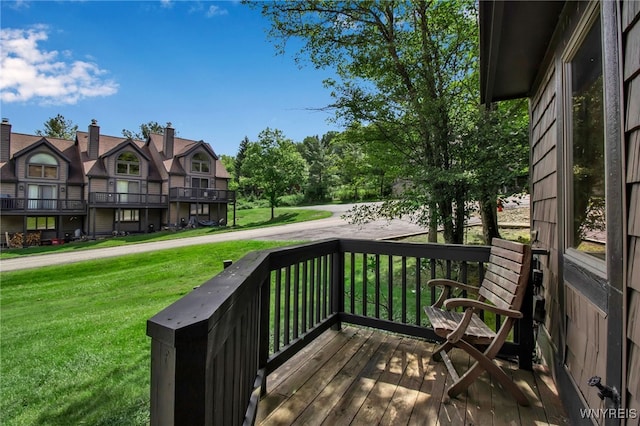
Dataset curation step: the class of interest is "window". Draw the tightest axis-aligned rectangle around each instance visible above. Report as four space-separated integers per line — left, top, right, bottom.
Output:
190 204 209 215
27 153 58 179
27 184 57 209
191 153 210 173
116 152 140 176
27 216 56 230
191 177 209 188
116 180 140 203
565 12 606 261
115 209 139 222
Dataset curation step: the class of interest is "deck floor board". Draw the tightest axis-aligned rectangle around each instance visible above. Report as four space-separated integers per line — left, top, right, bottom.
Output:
257 326 568 426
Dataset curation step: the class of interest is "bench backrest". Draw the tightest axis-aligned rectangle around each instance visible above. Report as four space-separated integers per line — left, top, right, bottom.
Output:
479 238 532 311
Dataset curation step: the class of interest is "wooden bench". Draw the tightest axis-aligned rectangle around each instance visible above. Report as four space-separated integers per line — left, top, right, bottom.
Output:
424 238 532 406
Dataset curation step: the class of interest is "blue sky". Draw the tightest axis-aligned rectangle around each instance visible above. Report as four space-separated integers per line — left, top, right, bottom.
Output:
0 0 341 156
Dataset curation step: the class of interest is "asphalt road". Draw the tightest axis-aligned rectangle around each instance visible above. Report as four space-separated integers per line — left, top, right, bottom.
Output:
0 203 426 272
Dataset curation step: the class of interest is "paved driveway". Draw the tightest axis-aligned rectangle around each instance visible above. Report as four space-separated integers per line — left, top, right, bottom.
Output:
0 203 426 272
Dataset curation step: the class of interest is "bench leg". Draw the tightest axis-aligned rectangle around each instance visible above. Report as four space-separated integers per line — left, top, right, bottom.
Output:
431 341 453 362
448 340 530 406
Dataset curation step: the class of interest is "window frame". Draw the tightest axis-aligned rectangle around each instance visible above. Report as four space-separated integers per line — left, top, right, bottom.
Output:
27 216 56 230
27 153 59 179
190 204 210 215
191 152 210 174
115 209 140 222
561 3 607 278
115 152 141 176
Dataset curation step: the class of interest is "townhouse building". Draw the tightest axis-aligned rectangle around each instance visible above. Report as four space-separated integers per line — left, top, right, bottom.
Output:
0 119 234 246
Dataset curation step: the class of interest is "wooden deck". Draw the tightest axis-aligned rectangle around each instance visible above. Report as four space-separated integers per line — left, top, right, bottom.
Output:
257 326 568 425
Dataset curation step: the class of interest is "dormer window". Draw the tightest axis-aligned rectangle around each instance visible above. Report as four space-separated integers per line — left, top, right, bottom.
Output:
27 153 58 179
191 153 210 173
116 152 140 176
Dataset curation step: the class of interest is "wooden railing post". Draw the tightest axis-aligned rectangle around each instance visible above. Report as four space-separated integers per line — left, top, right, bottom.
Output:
331 250 345 331
149 335 207 425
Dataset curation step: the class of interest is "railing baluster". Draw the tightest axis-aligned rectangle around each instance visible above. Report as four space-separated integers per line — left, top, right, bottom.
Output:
309 259 315 329
415 257 421 326
274 269 282 353
302 261 308 334
284 266 291 346
388 255 393 321
316 257 322 324
375 254 380 319
446 259 452 279
323 255 329 319
350 252 356 314
362 253 368 317
402 256 407 324
293 263 300 340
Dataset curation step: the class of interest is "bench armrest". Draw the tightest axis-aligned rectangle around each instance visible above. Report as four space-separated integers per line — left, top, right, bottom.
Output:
443 298 523 319
427 279 478 308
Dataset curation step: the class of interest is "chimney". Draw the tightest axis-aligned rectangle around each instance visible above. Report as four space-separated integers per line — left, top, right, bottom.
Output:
88 119 99 160
0 118 10 163
163 122 174 158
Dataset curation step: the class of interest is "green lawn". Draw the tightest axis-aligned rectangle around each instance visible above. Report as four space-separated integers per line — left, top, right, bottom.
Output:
0 207 331 259
0 240 294 425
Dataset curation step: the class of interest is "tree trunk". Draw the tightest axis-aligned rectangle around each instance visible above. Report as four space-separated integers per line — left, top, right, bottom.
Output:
271 205 275 220
479 194 501 245
428 201 438 243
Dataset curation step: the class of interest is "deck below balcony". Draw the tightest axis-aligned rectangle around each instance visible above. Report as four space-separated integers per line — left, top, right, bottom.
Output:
257 326 568 426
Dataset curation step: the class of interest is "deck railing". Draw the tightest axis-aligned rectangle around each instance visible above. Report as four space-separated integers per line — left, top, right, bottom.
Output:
0 197 86 212
168 187 236 202
147 239 538 425
89 192 168 206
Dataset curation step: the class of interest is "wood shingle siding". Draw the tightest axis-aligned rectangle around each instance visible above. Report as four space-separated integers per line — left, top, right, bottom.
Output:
623 0 640 416
529 66 561 345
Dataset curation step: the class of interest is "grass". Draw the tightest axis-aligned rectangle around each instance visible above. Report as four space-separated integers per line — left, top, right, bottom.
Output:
0 207 331 259
0 240 294 425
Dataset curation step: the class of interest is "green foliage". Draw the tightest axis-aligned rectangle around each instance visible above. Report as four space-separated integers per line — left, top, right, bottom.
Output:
254 0 481 243
121 121 165 140
219 154 238 191
240 128 307 218
35 114 78 140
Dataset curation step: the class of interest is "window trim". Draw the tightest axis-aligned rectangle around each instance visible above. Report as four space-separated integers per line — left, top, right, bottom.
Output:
115 151 141 176
27 153 59 179
191 152 211 174
115 209 140 222
27 216 56 230
561 2 607 278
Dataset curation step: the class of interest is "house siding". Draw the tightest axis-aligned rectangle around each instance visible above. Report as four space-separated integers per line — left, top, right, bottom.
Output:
530 67 562 348
622 0 640 415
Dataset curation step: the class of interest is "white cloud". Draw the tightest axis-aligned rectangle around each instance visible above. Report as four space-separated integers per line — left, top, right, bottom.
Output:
206 5 228 17
160 0 173 9
0 27 118 105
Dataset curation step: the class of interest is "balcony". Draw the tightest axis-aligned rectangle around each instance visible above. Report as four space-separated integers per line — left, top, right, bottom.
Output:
0 197 86 213
147 239 553 425
169 187 236 203
88 192 168 207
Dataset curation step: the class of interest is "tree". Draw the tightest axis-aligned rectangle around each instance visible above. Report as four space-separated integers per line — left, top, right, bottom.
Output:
219 154 238 191
254 0 479 243
462 100 529 243
122 121 164 140
299 133 338 202
240 128 307 219
235 136 250 187
35 114 78 140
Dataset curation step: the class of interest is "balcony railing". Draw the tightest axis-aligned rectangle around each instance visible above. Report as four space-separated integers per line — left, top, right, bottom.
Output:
88 192 168 207
169 187 236 202
0 197 86 213
147 239 540 425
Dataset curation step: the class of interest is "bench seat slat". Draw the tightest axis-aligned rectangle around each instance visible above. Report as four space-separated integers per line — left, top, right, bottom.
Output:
424 306 496 345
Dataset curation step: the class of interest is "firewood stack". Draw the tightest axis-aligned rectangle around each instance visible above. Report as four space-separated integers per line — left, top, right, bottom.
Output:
9 233 24 248
26 232 41 246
